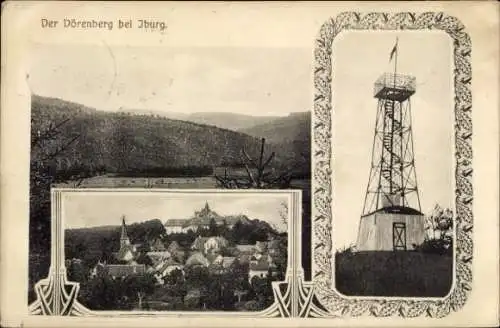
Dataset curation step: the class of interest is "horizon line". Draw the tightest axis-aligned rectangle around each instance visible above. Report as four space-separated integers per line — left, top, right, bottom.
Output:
32 93 311 118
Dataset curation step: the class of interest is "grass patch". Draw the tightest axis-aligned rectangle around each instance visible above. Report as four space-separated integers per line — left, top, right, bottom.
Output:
335 251 453 297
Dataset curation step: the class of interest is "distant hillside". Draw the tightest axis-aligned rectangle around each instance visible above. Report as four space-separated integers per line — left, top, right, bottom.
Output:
34 95 98 114
239 111 311 145
186 112 282 131
118 108 189 121
31 95 295 173
120 108 281 131
65 219 166 260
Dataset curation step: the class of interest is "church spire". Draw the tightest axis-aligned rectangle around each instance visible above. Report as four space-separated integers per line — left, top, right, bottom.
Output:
194 201 219 218
120 215 130 248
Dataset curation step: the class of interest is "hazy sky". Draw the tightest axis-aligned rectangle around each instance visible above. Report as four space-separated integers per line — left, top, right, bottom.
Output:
332 31 454 249
28 44 312 116
63 192 289 232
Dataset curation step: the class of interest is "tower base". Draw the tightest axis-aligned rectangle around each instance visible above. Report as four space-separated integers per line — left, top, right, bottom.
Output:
356 207 425 251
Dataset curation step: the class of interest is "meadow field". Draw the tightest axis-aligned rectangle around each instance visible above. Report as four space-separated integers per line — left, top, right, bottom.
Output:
335 250 453 297
56 171 311 191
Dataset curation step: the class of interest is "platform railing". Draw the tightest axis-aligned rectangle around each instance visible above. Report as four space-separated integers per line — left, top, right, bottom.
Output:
374 73 416 97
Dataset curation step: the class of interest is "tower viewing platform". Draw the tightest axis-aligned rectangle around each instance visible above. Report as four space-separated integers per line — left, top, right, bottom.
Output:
374 73 416 102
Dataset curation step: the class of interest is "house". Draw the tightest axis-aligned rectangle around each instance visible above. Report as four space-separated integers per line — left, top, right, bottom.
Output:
167 241 181 253
147 250 171 266
208 256 237 275
190 236 229 254
238 254 252 264
267 239 281 256
90 260 146 280
185 252 210 267
89 261 106 279
210 254 224 265
206 253 222 265
221 256 236 269
172 250 186 263
155 258 184 279
235 244 255 254
191 237 209 252
150 239 166 252
248 253 276 282
182 224 200 233
255 241 268 253
267 239 281 249
204 236 229 253
165 241 186 262
249 260 270 282
147 250 171 258
105 264 146 279
164 219 186 234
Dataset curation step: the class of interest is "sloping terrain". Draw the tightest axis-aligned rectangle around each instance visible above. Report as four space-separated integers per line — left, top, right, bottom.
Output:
239 111 311 145
120 108 281 131
32 95 283 173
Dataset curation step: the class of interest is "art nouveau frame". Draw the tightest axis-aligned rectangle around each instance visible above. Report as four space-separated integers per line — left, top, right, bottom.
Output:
311 12 472 318
29 188 310 318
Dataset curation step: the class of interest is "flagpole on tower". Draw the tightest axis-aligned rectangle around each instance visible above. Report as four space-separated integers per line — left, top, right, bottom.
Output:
392 37 399 88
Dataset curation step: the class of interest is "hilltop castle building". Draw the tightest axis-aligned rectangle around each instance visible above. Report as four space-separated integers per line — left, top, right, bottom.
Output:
164 202 249 234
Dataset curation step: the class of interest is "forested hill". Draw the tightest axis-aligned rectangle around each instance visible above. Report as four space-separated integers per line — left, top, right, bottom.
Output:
239 111 311 145
119 108 281 131
65 219 166 261
31 95 299 173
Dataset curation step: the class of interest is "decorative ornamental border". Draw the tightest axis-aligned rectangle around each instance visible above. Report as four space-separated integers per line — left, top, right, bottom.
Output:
29 188 309 318
312 12 472 318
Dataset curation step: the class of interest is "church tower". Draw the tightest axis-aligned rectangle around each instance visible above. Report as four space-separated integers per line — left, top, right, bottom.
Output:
120 215 131 249
200 201 211 216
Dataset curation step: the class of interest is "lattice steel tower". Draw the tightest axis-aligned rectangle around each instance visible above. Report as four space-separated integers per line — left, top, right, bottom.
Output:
361 57 421 216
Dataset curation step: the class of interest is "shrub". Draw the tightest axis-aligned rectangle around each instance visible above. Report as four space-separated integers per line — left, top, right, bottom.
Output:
413 238 453 256
335 244 356 256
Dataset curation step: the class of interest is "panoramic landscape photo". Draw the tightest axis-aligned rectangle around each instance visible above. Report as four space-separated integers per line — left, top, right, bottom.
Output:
28 44 312 304
332 32 454 297
63 192 289 312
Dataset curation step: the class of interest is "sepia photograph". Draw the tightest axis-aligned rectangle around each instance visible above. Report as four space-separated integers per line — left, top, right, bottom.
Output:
331 31 455 297
27 43 313 307
62 191 289 312
4 2 498 326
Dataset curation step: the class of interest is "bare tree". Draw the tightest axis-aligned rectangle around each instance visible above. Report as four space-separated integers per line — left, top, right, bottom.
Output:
215 138 296 189
30 116 104 255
